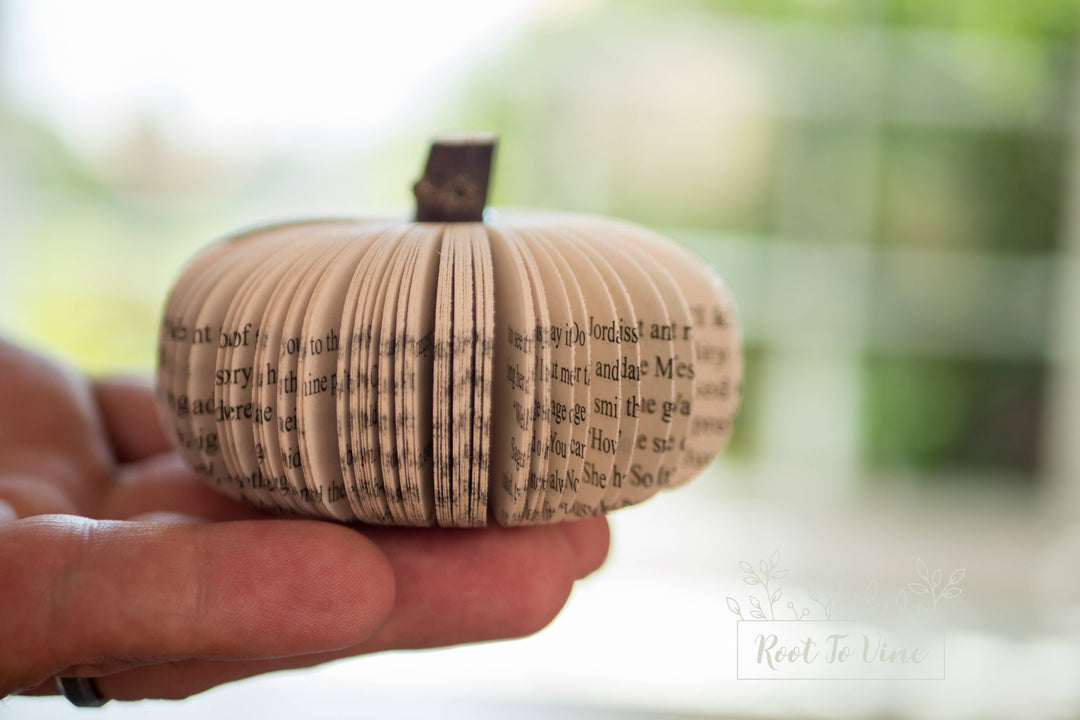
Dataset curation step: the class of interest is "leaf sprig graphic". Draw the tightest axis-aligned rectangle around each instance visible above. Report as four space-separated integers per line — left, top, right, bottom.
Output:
908 559 964 614
865 578 910 617
807 586 835 620
726 555 966 621
726 550 787 620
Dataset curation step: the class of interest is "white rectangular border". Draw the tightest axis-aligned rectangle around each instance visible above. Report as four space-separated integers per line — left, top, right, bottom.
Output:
736 621 946 680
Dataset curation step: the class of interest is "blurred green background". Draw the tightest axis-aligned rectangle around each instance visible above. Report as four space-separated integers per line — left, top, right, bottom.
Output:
2 0 1077 488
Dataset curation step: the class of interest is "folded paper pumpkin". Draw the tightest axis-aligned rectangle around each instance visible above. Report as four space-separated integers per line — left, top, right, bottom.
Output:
155 136 741 526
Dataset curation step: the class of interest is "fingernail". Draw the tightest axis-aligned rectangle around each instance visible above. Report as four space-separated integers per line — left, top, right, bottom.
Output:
0 499 19 524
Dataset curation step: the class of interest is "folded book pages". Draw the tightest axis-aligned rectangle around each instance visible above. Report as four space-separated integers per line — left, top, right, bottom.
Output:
154 135 741 527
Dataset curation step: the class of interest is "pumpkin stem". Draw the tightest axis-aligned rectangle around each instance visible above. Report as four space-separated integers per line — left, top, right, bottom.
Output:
413 133 497 222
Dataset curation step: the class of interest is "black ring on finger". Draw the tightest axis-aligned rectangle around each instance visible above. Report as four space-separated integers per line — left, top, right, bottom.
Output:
56 676 109 707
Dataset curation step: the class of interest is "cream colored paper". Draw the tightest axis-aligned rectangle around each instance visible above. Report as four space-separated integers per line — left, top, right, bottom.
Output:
156 212 741 526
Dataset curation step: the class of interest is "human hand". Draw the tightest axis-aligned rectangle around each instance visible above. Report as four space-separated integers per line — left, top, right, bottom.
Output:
0 339 609 700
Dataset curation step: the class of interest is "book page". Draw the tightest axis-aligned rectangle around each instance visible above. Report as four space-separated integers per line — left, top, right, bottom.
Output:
511 226 553 524
336 226 405 520
185 231 309 510
564 233 642 514
468 223 495 526
360 229 416 523
572 223 681 507
525 231 592 521
298 225 385 521
399 224 443 525
613 223 741 485
218 235 314 512
254 236 353 516
530 229 621 518
432 225 456 525
451 224 484 526
275 232 356 514
514 227 579 523
487 226 536 525
157 222 313 455
350 230 401 524
376 229 420 523
158 252 233 484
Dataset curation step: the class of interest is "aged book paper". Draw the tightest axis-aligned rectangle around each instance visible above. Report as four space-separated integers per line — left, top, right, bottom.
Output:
156 213 741 526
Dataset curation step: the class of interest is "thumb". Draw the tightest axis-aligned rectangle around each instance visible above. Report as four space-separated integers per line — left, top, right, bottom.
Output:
0 515 395 696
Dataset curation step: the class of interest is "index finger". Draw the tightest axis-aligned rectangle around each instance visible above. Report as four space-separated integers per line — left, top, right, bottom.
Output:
92 377 172 463
0 515 396 696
